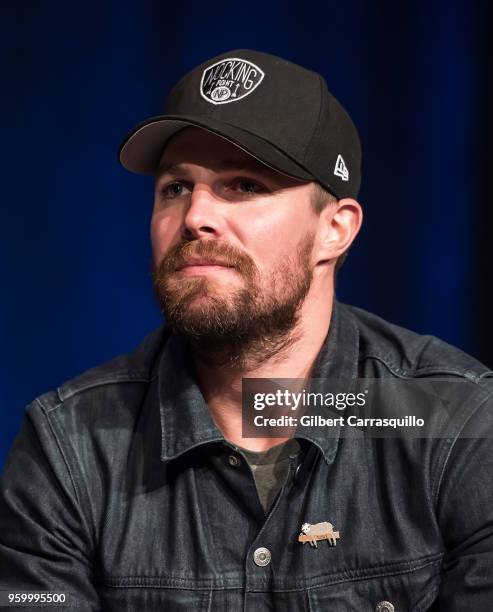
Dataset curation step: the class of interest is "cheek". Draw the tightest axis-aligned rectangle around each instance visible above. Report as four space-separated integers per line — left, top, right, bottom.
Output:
239 211 309 270
150 212 181 261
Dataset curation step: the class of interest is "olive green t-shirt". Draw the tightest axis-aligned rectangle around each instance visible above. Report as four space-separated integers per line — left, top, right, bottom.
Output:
235 438 303 513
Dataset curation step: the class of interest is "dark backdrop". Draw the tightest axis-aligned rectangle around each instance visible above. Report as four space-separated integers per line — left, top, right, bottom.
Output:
1 1 492 468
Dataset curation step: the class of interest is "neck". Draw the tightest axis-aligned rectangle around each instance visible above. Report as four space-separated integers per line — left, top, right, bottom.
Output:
191 287 334 451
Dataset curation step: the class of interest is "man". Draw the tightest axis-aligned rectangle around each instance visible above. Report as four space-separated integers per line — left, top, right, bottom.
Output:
1 50 492 611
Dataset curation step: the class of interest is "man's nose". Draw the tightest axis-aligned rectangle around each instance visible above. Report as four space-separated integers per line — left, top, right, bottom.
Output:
181 185 226 240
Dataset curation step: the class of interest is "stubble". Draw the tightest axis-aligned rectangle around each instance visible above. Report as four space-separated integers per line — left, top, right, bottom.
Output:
152 234 315 368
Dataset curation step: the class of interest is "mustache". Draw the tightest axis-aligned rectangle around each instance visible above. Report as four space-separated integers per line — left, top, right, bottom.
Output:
155 240 258 278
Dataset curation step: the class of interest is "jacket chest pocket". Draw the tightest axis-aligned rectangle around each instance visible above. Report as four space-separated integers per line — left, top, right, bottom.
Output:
307 563 442 612
99 586 213 611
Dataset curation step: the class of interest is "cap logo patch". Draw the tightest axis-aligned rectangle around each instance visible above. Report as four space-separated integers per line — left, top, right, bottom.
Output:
334 154 349 182
200 57 265 105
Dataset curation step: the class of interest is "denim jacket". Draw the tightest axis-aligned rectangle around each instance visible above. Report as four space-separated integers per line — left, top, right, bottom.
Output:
1 301 493 611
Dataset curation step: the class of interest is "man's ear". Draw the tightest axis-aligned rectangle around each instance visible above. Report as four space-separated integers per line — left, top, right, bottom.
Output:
315 198 363 264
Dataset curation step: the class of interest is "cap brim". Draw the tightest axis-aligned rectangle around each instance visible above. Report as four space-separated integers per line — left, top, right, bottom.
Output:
118 115 314 182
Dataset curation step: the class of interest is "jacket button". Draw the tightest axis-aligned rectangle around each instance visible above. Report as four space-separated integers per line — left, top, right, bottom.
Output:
228 454 240 467
376 602 395 612
253 547 271 566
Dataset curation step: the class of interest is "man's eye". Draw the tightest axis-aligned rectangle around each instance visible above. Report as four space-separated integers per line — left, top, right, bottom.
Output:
232 179 264 194
162 182 189 198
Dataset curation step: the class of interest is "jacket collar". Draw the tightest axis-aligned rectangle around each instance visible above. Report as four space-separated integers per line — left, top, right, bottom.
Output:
294 300 360 463
158 300 360 465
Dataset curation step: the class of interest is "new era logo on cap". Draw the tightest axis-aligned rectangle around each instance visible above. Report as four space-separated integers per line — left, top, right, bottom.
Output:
334 154 349 182
200 57 265 105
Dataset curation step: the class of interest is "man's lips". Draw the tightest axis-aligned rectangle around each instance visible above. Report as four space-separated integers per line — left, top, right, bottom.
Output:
175 258 235 271
173 259 238 278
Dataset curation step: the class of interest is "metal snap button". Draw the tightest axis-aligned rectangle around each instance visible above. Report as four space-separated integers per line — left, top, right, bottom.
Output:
376 601 395 612
253 547 271 567
228 454 240 467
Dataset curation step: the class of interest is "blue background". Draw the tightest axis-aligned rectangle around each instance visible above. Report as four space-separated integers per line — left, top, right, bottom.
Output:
1 1 492 468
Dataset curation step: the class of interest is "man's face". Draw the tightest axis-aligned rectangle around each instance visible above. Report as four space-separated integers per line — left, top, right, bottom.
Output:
151 127 322 343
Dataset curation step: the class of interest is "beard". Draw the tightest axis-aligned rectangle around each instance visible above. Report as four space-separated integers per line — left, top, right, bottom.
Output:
152 234 315 368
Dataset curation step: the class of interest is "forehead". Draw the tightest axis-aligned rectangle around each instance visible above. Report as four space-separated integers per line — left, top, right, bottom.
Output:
157 127 297 181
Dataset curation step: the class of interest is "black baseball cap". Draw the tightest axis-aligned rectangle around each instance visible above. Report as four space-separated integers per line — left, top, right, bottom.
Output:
119 49 361 200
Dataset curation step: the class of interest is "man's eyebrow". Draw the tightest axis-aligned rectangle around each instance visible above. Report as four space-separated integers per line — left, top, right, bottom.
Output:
156 162 184 177
156 159 277 178
211 159 275 175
